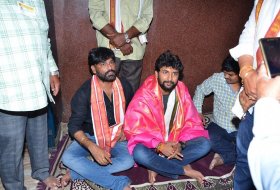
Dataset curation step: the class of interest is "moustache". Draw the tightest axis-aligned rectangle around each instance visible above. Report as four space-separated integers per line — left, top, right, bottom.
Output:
105 70 116 75
163 81 175 85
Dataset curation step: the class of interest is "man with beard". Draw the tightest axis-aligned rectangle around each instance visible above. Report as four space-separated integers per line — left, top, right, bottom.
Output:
193 55 241 170
124 50 211 184
61 47 134 190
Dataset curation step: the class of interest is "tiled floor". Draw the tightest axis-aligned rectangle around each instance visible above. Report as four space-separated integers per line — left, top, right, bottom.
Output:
0 149 39 190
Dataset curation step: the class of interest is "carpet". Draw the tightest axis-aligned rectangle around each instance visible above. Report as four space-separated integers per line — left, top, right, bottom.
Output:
37 115 235 190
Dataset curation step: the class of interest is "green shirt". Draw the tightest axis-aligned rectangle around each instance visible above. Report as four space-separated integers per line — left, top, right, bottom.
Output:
89 0 153 60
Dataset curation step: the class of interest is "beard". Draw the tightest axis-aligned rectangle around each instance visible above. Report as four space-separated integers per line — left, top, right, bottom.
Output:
96 70 117 82
158 80 177 93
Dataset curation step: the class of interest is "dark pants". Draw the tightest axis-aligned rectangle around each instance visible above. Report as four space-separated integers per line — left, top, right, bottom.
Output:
234 111 256 190
207 122 237 164
0 108 49 190
115 58 143 93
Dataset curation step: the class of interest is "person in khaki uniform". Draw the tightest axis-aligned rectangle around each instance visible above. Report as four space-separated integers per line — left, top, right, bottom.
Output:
89 0 153 92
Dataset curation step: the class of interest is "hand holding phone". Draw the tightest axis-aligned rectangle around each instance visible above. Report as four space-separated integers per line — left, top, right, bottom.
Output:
259 37 280 78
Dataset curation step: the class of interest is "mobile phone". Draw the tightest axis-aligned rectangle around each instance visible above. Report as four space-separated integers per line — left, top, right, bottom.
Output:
259 37 280 78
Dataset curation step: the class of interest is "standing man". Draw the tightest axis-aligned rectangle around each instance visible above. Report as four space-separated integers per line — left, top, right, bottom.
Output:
229 1 280 189
248 64 280 190
61 47 134 190
0 0 60 190
88 0 153 92
193 55 241 170
124 50 210 184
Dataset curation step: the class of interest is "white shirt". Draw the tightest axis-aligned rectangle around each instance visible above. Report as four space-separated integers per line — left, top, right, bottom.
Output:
230 0 280 69
248 98 280 190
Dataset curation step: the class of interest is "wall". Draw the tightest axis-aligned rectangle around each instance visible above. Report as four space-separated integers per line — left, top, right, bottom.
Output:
45 0 254 122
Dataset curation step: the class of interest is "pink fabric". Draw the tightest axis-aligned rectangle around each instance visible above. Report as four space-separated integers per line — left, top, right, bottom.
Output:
124 75 209 154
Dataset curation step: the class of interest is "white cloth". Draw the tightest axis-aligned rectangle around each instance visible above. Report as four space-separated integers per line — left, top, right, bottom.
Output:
248 97 280 190
230 0 280 69
164 90 176 141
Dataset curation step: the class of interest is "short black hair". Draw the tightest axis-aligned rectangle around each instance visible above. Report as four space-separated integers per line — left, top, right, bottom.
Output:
88 47 115 66
222 55 240 74
155 50 184 80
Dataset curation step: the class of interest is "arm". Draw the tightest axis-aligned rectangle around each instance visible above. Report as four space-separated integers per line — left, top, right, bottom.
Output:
124 95 165 154
193 74 216 124
238 55 257 100
47 38 60 96
68 81 112 165
110 0 153 49
73 130 112 165
88 0 110 32
230 1 258 98
131 0 153 36
178 85 209 142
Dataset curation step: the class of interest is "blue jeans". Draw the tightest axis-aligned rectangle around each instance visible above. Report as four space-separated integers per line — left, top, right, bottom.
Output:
234 111 256 190
207 122 237 164
62 135 134 190
0 108 49 190
133 137 211 179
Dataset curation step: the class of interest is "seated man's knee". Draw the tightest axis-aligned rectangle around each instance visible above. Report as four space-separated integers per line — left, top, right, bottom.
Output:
133 144 151 164
61 149 77 167
198 137 211 154
61 151 71 166
122 154 135 169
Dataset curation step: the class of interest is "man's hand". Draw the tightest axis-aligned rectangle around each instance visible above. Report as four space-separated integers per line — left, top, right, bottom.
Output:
257 64 280 100
239 90 255 112
199 113 206 126
160 142 183 160
242 70 258 101
50 75 60 96
88 142 112 165
109 33 126 48
167 142 184 160
120 43 133 56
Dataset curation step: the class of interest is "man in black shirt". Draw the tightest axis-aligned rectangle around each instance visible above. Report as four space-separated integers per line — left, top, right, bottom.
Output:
61 47 134 190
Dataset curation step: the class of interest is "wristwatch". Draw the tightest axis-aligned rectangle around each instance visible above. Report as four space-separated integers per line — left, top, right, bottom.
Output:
124 33 131 43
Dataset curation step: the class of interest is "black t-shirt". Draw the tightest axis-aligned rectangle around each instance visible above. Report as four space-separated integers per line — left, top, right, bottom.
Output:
162 94 170 113
68 77 134 137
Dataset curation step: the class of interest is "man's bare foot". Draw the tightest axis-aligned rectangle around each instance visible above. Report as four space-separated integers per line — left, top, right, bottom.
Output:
60 170 71 187
43 176 60 190
123 185 132 190
183 165 204 184
209 153 224 170
148 170 158 184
